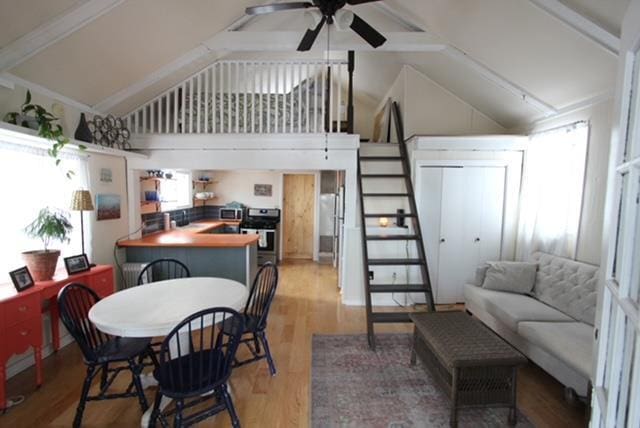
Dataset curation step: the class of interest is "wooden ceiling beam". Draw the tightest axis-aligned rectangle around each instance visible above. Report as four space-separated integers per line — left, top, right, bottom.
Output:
0 0 125 72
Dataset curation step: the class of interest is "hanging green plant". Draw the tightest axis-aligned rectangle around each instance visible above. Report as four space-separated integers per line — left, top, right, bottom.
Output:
3 90 86 179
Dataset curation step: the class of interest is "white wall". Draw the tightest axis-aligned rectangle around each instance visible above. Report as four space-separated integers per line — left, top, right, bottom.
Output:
403 66 505 137
374 66 506 140
0 84 131 379
518 99 614 265
211 170 282 208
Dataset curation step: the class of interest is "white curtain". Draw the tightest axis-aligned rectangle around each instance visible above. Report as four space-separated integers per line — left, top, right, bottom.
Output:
517 122 589 260
0 139 90 283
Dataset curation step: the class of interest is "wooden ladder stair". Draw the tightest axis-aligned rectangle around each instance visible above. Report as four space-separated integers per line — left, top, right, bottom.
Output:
357 101 436 350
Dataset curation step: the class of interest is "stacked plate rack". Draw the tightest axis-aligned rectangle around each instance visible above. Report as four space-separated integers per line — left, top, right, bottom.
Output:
87 115 132 150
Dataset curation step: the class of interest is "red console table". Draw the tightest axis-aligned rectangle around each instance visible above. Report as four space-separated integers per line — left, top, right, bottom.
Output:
0 265 114 411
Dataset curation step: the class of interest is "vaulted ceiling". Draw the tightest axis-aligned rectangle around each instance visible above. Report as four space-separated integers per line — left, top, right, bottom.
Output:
0 0 630 129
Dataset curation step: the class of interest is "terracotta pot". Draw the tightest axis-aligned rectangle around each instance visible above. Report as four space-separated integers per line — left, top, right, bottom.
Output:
22 250 61 281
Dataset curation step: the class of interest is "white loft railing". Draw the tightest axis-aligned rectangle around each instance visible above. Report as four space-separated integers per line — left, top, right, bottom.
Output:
126 59 351 135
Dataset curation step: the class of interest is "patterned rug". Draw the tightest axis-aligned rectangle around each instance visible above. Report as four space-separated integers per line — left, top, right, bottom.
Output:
311 334 533 428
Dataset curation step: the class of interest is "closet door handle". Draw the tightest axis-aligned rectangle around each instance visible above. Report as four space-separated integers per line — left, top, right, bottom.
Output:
440 238 445 243
474 237 480 242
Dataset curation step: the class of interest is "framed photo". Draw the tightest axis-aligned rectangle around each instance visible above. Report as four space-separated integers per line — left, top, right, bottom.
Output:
9 266 35 292
64 254 91 275
254 184 273 197
96 193 121 221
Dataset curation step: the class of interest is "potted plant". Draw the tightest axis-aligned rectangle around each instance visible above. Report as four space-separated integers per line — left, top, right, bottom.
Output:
22 208 73 281
3 90 85 179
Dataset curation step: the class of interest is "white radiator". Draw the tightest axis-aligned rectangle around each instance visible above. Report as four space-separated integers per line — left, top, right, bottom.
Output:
122 263 150 289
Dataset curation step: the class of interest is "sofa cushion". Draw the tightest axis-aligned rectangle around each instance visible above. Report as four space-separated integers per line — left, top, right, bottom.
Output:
531 252 599 325
464 284 573 331
518 321 594 378
482 261 538 294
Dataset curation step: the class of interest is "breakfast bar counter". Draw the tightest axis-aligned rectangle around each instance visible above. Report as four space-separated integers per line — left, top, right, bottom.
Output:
118 221 258 286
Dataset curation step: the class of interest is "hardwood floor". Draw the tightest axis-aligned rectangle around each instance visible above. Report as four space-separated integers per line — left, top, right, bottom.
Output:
1 261 587 427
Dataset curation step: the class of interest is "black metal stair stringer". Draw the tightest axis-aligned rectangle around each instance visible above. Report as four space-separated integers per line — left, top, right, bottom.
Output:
357 101 436 351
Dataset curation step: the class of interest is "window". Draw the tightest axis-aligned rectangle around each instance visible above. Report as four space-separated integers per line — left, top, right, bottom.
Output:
517 122 589 259
161 170 192 211
0 136 89 283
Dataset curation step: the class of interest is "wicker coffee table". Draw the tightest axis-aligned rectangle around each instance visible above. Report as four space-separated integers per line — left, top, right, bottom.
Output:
409 312 527 427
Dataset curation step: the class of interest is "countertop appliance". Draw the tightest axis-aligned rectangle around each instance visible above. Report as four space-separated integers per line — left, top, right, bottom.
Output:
240 208 280 265
219 207 244 221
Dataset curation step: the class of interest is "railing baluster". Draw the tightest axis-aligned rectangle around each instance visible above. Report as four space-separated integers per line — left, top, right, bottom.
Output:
212 64 217 134
321 64 326 133
259 62 264 134
173 88 178 133
189 78 195 133
227 62 232 133
244 62 248 133
180 82 185 134
151 101 156 133
298 62 302 133
197 73 202 133
219 62 223 134
275 64 280 134
337 63 342 133
306 63 310 133
290 62 294 133
267 63 271 133
235 62 240 133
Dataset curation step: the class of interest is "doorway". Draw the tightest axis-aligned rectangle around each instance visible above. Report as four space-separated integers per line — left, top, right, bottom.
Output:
283 174 316 260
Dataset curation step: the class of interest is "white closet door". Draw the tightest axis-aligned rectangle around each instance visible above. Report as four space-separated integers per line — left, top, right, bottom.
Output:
476 167 506 264
437 167 505 303
417 167 443 302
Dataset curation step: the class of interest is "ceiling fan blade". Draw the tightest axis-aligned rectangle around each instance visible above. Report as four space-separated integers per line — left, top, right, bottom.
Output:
347 0 381 4
350 13 386 48
246 2 313 16
298 16 326 51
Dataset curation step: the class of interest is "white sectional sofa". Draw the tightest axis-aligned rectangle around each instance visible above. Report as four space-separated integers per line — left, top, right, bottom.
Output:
464 252 599 396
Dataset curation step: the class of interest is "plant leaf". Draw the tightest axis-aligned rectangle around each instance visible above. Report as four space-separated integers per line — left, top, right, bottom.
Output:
25 90 31 105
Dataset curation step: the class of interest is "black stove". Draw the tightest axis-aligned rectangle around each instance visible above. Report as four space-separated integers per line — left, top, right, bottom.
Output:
241 208 281 229
240 208 281 265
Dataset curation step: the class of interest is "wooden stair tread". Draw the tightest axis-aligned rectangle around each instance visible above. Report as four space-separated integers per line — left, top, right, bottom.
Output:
369 312 414 323
364 213 416 218
369 284 428 293
366 235 419 241
368 258 425 266
361 174 406 178
362 193 410 197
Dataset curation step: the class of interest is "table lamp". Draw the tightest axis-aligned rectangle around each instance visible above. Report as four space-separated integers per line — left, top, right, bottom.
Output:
70 190 94 256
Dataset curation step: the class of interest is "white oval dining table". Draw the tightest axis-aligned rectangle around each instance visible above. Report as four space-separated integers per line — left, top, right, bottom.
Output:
88 277 248 427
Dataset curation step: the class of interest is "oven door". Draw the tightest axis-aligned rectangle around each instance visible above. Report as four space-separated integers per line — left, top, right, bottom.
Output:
241 228 275 251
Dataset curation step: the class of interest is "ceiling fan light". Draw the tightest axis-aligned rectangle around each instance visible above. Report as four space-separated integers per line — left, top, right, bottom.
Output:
304 9 323 29
335 9 354 31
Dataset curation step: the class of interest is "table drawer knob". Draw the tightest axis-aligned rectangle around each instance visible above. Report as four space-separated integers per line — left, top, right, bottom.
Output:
19 305 28 312
20 330 29 336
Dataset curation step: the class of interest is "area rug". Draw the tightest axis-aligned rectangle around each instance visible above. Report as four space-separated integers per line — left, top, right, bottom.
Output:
311 334 533 428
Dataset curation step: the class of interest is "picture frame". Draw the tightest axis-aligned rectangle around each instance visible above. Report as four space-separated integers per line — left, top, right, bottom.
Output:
254 184 273 197
9 266 35 292
96 193 121 221
64 254 91 275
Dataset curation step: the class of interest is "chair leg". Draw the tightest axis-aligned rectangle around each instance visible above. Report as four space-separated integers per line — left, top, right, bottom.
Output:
253 333 261 354
149 390 163 428
73 364 97 428
221 384 241 428
100 363 108 391
146 346 159 369
128 358 149 412
258 331 276 376
174 399 184 427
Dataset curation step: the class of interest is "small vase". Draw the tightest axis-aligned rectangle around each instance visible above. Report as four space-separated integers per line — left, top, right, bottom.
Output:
75 113 93 143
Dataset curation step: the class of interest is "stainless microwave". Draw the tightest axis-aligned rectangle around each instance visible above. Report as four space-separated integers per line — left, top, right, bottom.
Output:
219 208 243 221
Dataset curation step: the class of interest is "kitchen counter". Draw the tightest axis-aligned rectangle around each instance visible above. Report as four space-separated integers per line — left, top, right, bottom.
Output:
119 220 257 286
118 220 256 248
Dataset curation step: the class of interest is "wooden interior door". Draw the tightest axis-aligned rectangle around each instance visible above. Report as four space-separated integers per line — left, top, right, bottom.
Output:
283 174 315 259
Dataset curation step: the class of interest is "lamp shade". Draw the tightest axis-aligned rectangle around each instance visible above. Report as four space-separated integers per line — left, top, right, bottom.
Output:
70 190 94 211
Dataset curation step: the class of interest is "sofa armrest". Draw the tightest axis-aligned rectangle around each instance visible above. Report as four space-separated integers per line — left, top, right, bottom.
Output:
471 264 490 286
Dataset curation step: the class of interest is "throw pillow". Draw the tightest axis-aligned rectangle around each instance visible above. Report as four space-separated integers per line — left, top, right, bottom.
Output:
482 261 538 294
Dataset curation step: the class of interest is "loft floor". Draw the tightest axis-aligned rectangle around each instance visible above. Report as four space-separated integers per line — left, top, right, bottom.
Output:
2 261 587 427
